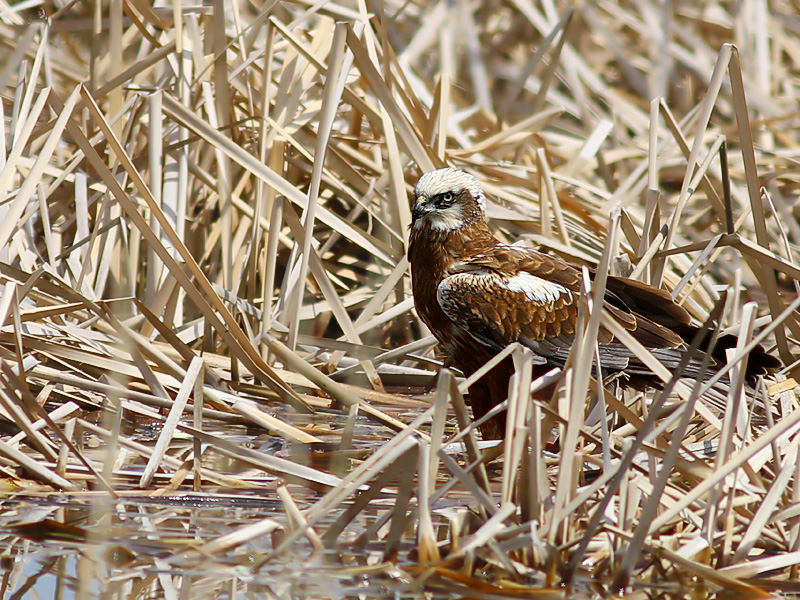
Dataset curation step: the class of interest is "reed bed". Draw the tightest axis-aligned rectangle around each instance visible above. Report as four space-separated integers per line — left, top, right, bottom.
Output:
0 0 799 597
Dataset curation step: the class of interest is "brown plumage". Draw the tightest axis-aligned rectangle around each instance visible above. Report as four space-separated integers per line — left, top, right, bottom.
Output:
408 168 780 438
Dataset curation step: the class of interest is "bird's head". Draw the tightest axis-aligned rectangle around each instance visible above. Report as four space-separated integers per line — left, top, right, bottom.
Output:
411 168 487 231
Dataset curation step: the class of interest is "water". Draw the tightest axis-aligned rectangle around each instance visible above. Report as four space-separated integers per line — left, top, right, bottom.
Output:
2 405 793 599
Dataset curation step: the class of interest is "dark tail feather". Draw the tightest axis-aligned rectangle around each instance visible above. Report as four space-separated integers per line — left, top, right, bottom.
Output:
672 323 781 383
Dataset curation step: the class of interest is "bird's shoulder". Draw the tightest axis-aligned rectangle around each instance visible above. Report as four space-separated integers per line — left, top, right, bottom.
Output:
445 244 581 290
436 243 688 352
434 245 579 353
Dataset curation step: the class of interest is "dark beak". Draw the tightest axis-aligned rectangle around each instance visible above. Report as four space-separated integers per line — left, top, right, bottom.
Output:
412 197 429 223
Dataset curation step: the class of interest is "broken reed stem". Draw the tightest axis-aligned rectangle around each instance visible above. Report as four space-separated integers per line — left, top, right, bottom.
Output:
0 4 797 595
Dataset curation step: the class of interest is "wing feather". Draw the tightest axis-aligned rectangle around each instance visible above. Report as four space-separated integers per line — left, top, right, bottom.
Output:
437 265 578 360
437 246 692 372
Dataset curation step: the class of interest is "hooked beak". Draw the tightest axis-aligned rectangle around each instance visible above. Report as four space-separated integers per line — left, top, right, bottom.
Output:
412 196 429 223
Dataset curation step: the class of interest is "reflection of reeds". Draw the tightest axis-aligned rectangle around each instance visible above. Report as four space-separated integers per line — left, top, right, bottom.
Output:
0 0 799 595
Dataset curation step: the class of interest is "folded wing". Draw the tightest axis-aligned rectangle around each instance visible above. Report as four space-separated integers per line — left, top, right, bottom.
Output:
436 247 713 378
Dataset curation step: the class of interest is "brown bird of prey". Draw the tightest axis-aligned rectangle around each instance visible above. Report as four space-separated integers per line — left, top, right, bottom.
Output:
408 168 779 438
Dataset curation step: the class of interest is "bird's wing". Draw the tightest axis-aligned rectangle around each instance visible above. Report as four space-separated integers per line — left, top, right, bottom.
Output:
438 247 580 363
438 246 689 371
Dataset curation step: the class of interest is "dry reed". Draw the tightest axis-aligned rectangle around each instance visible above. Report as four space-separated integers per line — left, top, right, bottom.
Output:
0 0 799 597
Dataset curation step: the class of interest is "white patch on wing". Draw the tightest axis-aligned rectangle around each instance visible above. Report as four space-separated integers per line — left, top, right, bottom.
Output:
437 270 572 330
499 241 532 250
502 272 571 304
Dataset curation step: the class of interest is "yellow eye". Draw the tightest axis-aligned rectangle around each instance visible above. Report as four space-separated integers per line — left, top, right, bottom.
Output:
442 192 453 203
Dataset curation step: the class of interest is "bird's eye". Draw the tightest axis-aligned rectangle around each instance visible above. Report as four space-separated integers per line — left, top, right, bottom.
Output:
442 192 454 203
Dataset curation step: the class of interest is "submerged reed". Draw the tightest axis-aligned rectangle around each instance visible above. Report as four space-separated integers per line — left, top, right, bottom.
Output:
0 0 799 596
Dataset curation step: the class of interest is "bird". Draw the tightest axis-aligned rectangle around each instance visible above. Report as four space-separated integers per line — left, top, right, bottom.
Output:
407 167 780 438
